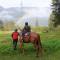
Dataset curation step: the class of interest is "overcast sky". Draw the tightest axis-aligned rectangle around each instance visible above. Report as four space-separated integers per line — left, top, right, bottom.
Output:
0 0 52 19
0 0 51 8
0 0 51 26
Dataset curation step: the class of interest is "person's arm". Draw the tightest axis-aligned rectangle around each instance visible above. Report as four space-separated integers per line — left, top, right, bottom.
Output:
11 32 13 38
11 33 13 40
29 26 31 32
23 26 26 32
11 33 13 37
18 32 20 36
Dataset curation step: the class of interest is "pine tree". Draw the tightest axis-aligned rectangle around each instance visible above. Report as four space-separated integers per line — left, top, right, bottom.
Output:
52 0 60 27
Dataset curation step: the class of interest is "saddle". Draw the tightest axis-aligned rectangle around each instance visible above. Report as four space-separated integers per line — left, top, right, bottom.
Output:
22 32 30 42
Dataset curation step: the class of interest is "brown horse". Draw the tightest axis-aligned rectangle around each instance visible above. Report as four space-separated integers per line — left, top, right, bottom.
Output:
19 32 42 56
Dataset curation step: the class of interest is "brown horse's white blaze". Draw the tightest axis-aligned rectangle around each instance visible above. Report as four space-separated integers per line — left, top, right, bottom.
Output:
19 32 42 56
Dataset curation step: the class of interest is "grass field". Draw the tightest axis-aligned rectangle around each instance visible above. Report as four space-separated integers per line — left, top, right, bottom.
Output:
0 31 60 60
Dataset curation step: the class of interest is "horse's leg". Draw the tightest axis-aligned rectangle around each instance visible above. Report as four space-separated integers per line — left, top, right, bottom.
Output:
38 35 43 56
20 39 24 54
37 34 43 55
34 40 42 57
38 42 42 56
34 40 39 57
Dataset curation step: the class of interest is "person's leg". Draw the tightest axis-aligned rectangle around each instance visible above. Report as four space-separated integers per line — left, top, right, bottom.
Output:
15 40 18 50
22 31 26 40
25 32 30 36
13 40 15 50
22 31 25 36
28 32 30 36
13 40 17 50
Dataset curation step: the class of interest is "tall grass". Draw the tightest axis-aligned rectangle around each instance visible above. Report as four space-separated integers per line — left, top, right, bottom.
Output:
0 29 60 60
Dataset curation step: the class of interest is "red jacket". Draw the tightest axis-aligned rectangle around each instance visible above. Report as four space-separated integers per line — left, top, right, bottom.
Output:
12 32 19 40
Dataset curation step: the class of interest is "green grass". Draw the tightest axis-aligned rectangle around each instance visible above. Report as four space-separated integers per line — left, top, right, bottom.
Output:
0 31 60 60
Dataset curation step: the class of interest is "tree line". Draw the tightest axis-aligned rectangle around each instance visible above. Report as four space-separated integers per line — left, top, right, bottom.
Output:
49 0 60 30
0 20 15 31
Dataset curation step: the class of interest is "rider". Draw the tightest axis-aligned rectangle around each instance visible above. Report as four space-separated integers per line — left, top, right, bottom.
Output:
22 22 31 37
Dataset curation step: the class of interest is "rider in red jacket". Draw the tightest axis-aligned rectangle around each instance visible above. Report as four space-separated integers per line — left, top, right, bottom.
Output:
12 29 19 50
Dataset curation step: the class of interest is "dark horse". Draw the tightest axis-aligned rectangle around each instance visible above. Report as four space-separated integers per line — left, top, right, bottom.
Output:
19 32 42 56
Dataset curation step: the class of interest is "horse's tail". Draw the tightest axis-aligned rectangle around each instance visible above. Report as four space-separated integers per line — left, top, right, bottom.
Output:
37 34 43 56
37 34 42 49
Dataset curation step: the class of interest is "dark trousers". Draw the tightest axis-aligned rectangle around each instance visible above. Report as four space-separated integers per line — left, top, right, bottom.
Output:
22 31 30 36
13 40 18 50
22 31 27 36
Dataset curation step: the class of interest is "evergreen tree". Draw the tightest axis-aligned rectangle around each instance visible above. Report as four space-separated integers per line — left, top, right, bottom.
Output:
49 0 60 28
